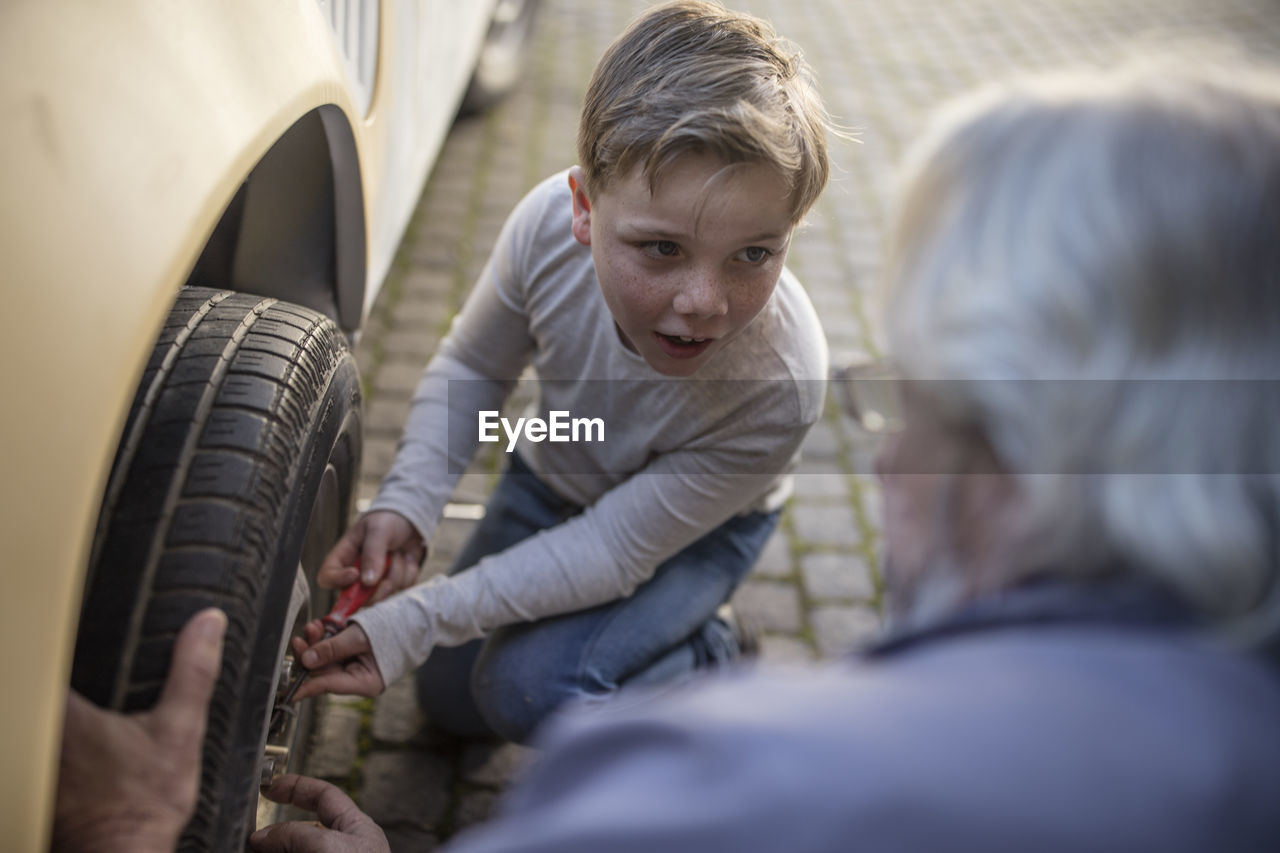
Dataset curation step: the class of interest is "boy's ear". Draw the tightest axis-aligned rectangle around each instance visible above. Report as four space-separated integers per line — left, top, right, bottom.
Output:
568 167 592 246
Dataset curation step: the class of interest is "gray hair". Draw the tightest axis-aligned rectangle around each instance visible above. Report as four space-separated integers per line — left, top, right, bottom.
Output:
884 60 1280 642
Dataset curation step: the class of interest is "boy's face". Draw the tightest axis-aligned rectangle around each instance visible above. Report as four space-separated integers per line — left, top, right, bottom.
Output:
569 154 794 377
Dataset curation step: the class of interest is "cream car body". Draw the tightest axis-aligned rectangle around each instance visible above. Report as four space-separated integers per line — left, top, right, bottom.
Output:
0 1 509 847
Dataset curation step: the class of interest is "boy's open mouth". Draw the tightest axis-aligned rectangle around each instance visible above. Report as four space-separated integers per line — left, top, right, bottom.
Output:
655 331 713 359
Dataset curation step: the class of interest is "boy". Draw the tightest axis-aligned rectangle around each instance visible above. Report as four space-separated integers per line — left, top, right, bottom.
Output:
292 0 833 744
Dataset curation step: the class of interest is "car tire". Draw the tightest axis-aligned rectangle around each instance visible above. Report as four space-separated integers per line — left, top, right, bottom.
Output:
460 0 541 115
70 286 362 851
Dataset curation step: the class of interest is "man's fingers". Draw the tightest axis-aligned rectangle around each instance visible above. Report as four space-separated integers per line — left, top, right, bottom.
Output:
262 775 362 827
249 819 340 853
150 608 227 751
254 775 388 852
59 689 107 758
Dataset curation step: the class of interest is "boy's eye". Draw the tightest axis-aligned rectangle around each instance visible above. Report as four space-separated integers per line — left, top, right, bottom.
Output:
644 240 680 257
737 246 772 264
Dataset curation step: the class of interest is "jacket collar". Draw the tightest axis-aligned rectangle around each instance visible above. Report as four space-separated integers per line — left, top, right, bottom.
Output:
862 575 1196 661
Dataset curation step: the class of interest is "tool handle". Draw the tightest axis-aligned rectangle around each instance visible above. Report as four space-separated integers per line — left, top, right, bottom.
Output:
319 555 387 634
321 583 374 634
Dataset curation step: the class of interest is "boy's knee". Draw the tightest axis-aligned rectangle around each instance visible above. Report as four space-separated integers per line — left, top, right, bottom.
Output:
470 639 599 744
414 642 493 738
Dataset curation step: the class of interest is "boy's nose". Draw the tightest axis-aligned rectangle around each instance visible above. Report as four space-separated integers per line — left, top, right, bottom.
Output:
672 268 729 318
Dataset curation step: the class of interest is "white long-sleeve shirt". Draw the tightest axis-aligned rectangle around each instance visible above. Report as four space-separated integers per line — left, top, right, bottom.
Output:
352 170 827 684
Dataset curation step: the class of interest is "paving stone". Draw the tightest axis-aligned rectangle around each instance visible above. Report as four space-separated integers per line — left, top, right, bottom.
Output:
759 634 816 664
750 529 792 578
373 361 429 399
461 741 538 787
827 343 877 371
455 469 496 499
811 605 883 660
366 396 413 437
372 675 428 745
423 515 482 577
358 476 383 505
454 789 502 833
390 297 452 330
359 749 454 828
380 329 437 361
800 419 842 461
839 423 885 478
732 579 803 634
353 312 388 363
791 469 851 502
852 476 883 529
303 696 365 779
383 825 441 853
820 312 867 344
361 436 399 481
801 551 876 601
399 269 455 302
407 240 459 271
789 502 862 548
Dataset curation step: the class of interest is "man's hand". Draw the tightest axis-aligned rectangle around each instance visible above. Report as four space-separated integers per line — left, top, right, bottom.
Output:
318 510 425 604
53 608 227 853
250 775 390 853
289 622 385 701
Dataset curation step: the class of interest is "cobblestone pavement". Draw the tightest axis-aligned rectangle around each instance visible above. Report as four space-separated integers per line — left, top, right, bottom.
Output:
303 1 1280 848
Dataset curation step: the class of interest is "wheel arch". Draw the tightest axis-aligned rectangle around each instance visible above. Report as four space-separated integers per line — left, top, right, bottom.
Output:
185 104 368 334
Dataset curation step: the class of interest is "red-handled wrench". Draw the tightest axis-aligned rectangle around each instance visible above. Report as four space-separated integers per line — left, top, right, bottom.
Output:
276 556 385 708
319 578 376 638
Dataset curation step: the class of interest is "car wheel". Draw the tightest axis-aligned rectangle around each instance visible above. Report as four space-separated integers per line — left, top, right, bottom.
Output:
460 0 541 114
70 286 362 851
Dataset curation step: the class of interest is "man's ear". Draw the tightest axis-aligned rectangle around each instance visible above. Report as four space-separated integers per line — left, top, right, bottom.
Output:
568 166 592 246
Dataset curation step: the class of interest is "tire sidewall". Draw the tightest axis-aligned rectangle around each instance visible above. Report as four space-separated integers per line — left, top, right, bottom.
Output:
209 353 362 847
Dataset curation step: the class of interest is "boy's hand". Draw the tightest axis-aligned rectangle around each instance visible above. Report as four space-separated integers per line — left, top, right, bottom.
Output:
289 622 385 701
251 775 389 853
53 608 227 853
318 510 425 604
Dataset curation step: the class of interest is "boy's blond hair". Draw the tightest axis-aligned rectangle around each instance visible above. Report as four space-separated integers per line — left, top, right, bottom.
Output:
577 0 830 224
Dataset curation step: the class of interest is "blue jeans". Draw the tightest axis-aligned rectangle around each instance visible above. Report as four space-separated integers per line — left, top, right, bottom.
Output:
415 452 780 744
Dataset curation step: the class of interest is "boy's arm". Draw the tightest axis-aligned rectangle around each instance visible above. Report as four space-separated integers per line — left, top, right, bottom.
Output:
368 347 518 541
368 177 552 542
353 402 816 684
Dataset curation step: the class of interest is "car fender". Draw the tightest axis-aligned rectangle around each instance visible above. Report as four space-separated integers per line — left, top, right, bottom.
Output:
0 0 494 847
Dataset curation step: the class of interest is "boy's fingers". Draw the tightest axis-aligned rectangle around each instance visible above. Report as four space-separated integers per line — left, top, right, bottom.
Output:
289 622 323 658
318 535 361 590
150 608 227 751
318 564 360 590
392 552 417 586
304 619 325 644
290 670 348 702
359 540 389 587
299 625 369 670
